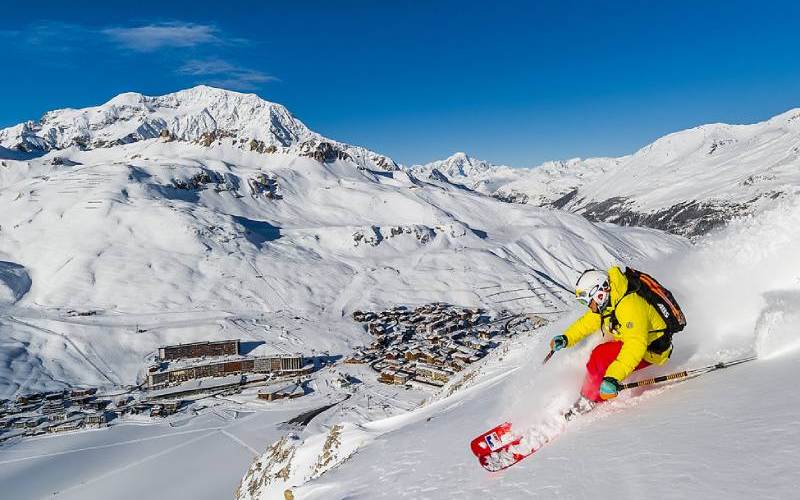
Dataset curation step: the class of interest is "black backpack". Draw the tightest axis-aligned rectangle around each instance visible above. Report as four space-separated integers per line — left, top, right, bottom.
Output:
612 267 687 354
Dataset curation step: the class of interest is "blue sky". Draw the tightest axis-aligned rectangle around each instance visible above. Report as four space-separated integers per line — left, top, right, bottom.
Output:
2 1 799 166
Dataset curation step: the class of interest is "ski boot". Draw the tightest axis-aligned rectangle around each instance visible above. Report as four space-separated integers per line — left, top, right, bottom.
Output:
562 396 596 422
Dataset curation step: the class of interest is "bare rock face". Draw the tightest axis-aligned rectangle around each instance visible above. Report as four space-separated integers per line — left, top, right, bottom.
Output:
352 224 470 247
298 140 351 163
574 197 758 238
248 138 277 154
159 129 176 142
171 170 221 190
196 130 236 147
248 172 282 199
492 190 529 204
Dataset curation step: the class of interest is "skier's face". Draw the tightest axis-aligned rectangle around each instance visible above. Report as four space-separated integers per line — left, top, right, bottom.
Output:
588 299 599 313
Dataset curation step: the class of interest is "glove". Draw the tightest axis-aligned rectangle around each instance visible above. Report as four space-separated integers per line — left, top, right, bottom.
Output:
550 335 568 351
599 377 620 400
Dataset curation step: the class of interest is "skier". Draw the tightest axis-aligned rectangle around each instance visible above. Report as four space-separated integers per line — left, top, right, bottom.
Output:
551 267 675 419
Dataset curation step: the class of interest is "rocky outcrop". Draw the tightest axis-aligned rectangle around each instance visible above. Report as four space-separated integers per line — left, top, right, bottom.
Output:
171 170 222 190
248 172 281 199
352 223 474 247
298 140 352 163
196 130 235 147
492 190 529 204
575 197 756 238
248 138 277 154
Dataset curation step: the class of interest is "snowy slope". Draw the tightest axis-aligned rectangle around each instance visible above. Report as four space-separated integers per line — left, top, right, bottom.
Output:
3 87 794 500
413 110 800 237
0 88 687 399
239 193 800 500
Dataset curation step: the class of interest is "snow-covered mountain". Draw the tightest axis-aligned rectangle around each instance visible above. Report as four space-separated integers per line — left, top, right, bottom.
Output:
0 87 686 397
411 152 501 180
0 86 399 172
414 110 800 237
2 87 798 500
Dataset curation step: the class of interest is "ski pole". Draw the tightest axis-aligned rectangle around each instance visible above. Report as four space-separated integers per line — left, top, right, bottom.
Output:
542 350 555 365
619 355 757 391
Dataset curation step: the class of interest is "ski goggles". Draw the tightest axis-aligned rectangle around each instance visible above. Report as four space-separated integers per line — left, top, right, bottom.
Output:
576 283 605 306
575 288 592 306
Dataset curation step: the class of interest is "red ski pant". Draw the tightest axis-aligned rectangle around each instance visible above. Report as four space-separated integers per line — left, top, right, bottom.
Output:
581 341 650 402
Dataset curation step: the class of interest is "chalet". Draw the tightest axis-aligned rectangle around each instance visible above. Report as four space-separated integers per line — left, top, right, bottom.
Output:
409 314 426 324
431 355 450 367
455 345 480 357
25 416 47 428
448 331 466 341
131 403 152 415
70 387 97 399
41 401 67 414
383 358 405 369
85 412 109 428
12 418 30 429
419 350 437 364
405 349 422 361
0 416 19 429
393 370 414 385
452 352 474 363
44 392 65 402
415 363 453 385
71 395 96 407
378 368 398 385
477 329 496 341
449 358 468 371
426 320 446 335
384 350 401 360
461 336 490 351
16 393 45 405
47 412 67 422
49 420 83 433
440 342 458 355
85 399 111 411
162 400 181 415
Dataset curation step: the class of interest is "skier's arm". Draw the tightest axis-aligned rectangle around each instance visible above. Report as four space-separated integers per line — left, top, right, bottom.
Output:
563 310 601 347
605 300 649 381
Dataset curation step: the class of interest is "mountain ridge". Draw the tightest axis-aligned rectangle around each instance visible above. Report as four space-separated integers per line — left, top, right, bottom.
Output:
412 108 800 236
0 85 399 172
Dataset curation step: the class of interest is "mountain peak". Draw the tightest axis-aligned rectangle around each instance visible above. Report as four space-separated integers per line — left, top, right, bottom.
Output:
414 152 498 179
0 86 398 171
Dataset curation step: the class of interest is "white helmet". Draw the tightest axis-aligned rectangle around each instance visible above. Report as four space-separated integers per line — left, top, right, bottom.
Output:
575 269 610 311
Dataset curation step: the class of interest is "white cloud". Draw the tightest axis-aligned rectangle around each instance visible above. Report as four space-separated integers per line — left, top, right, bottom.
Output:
103 22 222 52
178 58 277 91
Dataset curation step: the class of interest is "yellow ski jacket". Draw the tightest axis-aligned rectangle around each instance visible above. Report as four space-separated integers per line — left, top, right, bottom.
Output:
563 266 672 381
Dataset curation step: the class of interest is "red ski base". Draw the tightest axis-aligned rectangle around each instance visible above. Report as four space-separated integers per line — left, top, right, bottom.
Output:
469 422 537 471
